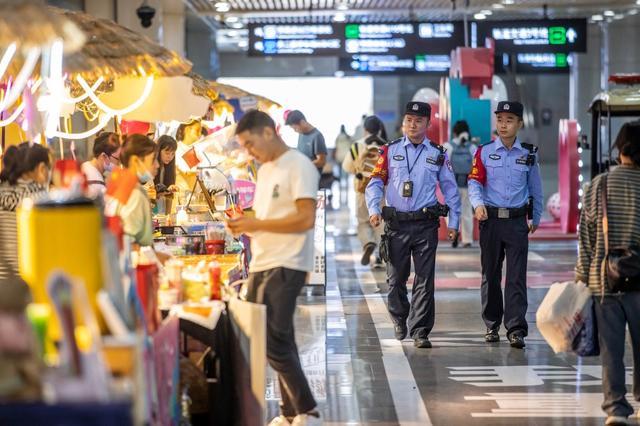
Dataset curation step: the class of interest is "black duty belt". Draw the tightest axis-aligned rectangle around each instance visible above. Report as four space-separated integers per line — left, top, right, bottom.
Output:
382 205 444 222
486 205 528 219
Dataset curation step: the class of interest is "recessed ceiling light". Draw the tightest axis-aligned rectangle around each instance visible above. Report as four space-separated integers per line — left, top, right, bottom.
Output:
337 3 349 11
591 14 603 21
637 0 640 5
502 0 514 4
629 9 639 15
215 2 231 12
614 13 624 19
238 40 248 48
474 13 487 20
481 9 493 15
492 3 505 9
333 12 346 22
603 10 615 16
225 15 239 23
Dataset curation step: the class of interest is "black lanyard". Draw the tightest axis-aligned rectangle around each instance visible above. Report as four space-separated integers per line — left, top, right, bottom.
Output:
405 143 425 175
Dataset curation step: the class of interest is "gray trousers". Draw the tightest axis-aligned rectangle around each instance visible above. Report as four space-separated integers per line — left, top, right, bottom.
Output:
246 267 317 417
479 216 529 337
386 218 439 338
595 292 640 417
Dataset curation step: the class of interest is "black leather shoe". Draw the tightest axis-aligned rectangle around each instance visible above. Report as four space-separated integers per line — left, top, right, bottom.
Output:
485 328 500 343
394 323 407 341
361 243 376 265
508 334 526 349
414 337 432 348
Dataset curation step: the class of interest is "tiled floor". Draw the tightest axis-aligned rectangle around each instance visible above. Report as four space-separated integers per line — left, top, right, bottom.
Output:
265 206 639 425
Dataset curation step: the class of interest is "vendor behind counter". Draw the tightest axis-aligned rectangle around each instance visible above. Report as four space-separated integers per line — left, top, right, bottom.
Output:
154 135 178 214
117 134 159 246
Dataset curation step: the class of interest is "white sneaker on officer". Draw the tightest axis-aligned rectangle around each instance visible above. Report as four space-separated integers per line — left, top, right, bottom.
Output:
268 415 292 426
291 413 322 426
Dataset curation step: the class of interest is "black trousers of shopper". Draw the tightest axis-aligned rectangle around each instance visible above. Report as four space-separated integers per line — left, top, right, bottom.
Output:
246 267 316 417
595 292 640 417
386 218 439 339
479 216 529 337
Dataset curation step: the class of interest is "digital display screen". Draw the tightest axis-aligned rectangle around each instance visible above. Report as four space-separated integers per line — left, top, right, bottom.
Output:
496 52 572 73
339 54 451 74
248 24 343 56
476 19 587 53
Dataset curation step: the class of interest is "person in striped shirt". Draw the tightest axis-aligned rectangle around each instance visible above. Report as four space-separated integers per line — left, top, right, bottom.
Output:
576 121 640 425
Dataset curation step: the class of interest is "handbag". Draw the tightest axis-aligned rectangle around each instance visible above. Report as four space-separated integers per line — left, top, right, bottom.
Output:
601 174 640 294
571 298 599 357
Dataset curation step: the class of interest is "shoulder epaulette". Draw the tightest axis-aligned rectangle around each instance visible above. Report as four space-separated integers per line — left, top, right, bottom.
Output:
388 138 402 146
430 141 446 153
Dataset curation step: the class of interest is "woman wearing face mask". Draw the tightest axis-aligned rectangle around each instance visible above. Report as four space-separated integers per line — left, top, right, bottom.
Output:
117 134 159 247
0 142 51 281
82 132 121 199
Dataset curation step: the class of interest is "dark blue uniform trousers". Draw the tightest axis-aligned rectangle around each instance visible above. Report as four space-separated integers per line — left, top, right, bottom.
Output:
479 216 529 337
386 218 439 339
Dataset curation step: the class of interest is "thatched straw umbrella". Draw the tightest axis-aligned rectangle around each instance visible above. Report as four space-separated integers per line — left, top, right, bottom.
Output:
0 0 84 52
187 72 281 109
49 7 192 81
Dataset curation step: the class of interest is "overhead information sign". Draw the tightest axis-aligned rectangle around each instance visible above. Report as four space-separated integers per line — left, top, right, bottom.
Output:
248 24 343 56
339 54 451 74
495 52 572 74
344 22 465 56
476 19 587 53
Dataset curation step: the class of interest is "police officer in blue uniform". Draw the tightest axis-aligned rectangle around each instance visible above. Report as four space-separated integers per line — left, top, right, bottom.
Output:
366 101 461 348
468 101 543 349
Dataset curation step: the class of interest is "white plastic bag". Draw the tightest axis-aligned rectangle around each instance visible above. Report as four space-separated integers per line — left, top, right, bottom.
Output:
536 281 592 353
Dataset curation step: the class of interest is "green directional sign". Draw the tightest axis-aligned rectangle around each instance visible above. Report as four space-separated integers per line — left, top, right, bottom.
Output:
555 53 568 67
549 27 567 45
345 24 360 39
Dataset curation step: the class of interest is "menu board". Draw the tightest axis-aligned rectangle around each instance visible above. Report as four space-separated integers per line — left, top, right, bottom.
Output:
475 19 587 53
248 23 343 56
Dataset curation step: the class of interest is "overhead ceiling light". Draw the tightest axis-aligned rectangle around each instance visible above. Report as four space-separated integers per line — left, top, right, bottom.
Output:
637 0 640 5
614 13 625 19
603 10 615 16
481 9 493 15
474 13 487 20
230 22 245 28
238 40 248 49
628 9 638 15
333 12 346 22
492 3 505 9
337 3 349 11
225 15 239 23
502 0 514 4
591 14 603 21
214 2 231 12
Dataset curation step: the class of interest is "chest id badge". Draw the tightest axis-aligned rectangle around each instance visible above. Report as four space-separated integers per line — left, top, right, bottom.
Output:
402 181 413 197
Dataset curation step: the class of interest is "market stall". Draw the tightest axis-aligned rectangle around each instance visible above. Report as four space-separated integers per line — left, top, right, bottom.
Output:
0 5 277 425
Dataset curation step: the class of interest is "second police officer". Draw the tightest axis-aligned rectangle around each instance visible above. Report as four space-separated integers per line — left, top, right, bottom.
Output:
366 101 461 349
468 101 543 349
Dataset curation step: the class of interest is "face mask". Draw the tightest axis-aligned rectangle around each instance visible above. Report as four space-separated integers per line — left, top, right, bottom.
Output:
104 160 114 174
136 159 154 184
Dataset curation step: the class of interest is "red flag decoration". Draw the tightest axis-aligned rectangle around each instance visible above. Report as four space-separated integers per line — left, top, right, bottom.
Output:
182 147 201 169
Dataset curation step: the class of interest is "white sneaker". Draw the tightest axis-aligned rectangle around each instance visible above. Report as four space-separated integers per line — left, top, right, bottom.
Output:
605 415 631 425
291 413 322 426
268 415 292 426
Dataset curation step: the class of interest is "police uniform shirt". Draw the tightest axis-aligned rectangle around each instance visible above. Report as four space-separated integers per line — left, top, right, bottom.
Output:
365 137 462 230
467 138 544 225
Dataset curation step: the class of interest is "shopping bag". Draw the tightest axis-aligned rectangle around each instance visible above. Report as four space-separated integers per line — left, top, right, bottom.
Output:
572 298 600 357
536 281 591 353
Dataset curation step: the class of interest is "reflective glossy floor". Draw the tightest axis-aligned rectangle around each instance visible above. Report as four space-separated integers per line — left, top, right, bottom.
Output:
266 205 639 426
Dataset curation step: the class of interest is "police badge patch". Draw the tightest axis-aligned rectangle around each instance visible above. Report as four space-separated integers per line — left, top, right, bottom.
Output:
393 155 405 161
489 154 502 161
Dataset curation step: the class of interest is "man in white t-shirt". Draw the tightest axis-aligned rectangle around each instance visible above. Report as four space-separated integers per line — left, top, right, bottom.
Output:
226 110 321 426
82 132 121 198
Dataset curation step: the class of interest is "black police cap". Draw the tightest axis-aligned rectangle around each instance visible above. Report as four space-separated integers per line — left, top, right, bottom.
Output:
405 101 431 118
494 101 524 118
